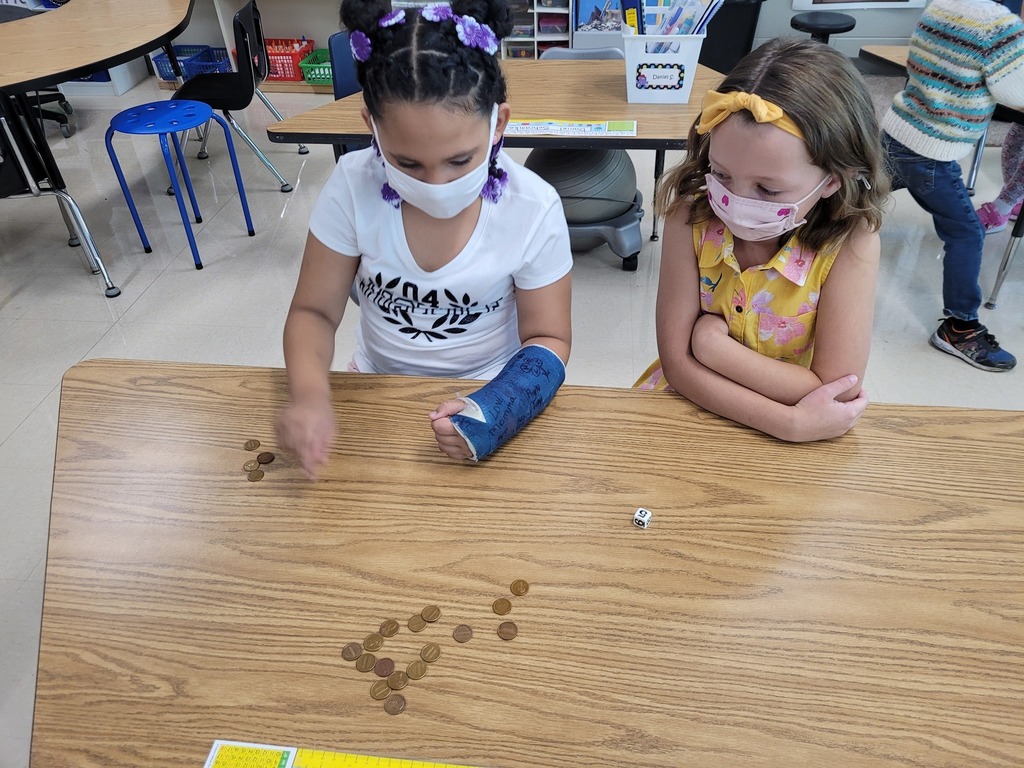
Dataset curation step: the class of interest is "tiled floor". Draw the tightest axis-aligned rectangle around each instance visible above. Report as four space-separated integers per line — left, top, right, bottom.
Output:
1 77 1022 767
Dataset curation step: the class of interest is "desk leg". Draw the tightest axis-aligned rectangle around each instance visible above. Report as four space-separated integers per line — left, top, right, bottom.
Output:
650 149 664 241
966 129 986 196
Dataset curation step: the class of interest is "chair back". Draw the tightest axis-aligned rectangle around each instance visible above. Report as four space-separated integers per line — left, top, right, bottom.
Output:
539 46 624 60
232 0 263 96
0 105 47 198
328 31 362 101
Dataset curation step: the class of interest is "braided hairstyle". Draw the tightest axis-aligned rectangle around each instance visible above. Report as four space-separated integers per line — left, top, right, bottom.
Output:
340 0 514 119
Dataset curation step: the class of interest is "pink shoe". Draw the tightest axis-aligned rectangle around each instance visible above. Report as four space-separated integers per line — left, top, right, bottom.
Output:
1012 200 1022 221
977 202 1011 234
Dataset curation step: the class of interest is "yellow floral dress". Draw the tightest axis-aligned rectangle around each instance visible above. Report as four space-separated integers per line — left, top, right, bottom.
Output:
636 219 842 390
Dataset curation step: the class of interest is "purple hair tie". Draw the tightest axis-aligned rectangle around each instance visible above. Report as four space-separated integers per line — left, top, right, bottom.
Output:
379 8 405 27
421 3 454 22
350 30 371 62
455 15 498 55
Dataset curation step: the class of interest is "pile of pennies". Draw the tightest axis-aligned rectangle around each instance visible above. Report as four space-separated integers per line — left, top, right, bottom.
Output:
241 439 275 482
340 580 530 715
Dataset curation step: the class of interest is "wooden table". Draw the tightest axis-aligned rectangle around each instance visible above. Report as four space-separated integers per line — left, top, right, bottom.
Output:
34 359 1024 768
268 59 722 151
0 0 194 93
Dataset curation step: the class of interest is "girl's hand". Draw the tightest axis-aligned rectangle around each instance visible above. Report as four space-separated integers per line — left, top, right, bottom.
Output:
428 399 473 460
788 375 869 442
276 397 335 479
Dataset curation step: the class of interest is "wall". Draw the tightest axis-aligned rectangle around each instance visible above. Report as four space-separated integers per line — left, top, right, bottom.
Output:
753 0 921 56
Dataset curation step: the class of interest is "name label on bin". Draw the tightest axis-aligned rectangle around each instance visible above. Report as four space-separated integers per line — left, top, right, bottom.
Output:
635 63 685 91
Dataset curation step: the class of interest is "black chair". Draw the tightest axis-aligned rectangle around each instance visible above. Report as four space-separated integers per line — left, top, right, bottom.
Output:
173 0 296 192
0 94 119 296
328 30 371 161
790 11 856 45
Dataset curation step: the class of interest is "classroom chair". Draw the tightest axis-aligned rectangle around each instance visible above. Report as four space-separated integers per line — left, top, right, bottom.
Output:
985 211 1022 310
104 100 254 270
789 11 856 45
328 30 372 162
171 0 297 192
0 94 118 297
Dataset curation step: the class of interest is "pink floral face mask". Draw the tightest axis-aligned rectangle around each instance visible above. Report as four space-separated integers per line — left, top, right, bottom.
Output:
704 173 831 242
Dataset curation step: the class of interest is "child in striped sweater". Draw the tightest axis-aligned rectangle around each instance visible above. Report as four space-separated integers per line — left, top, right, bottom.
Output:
882 0 1024 371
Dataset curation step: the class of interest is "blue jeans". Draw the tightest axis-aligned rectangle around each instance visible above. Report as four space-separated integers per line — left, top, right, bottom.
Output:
883 134 984 321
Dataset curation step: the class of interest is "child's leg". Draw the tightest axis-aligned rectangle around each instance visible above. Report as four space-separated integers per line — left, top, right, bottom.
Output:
997 123 1024 212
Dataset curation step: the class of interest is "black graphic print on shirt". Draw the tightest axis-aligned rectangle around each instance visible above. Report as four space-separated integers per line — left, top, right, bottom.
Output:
358 272 503 342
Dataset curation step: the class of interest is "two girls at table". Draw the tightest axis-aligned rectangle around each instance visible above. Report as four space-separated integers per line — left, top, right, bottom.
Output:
276 0 889 477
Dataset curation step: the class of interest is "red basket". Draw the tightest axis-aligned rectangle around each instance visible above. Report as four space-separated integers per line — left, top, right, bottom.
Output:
264 38 315 81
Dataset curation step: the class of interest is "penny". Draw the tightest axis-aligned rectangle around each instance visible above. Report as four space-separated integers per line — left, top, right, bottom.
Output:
373 657 395 677
246 470 264 482
497 621 518 641
370 680 391 700
452 624 473 643
244 439 260 451
384 693 406 715
510 579 530 596
407 614 427 633
492 598 512 616
420 605 441 623
387 670 409 691
379 619 400 638
256 451 275 465
406 660 428 680
420 642 441 663
243 459 260 472
363 633 384 651
355 653 376 673
341 642 362 661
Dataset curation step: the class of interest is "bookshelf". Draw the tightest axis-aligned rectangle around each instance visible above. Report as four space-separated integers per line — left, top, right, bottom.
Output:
502 0 574 59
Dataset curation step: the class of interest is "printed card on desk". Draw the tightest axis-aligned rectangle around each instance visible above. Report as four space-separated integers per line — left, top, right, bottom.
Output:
505 120 638 137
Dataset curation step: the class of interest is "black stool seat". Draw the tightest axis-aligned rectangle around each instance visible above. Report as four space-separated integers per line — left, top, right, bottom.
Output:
791 11 856 44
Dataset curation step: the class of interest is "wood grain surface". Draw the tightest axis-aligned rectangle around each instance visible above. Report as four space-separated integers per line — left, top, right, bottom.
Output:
268 59 723 149
0 0 193 91
33 359 1024 767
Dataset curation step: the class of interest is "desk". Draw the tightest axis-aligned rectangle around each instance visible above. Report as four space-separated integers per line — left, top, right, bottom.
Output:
34 359 1024 767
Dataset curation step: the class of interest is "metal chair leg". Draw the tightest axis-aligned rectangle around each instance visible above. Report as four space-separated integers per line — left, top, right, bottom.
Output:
159 133 203 269
984 233 1021 310
965 128 986 196
52 189 120 297
224 110 293 192
210 113 255 237
197 119 211 160
170 130 203 223
256 88 308 154
105 125 153 254
649 149 665 242
55 193 81 247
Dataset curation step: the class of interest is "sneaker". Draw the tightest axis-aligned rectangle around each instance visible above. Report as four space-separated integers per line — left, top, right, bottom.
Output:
929 319 1017 371
976 202 1011 234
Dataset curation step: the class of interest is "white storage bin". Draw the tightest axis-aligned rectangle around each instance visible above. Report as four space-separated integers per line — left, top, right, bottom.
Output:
622 27 703 104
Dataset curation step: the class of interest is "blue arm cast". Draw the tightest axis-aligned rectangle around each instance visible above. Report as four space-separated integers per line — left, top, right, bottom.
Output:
449 344 566 461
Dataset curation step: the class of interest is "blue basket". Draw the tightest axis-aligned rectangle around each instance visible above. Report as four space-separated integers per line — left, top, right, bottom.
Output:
152 45 211 81
183 48 233 79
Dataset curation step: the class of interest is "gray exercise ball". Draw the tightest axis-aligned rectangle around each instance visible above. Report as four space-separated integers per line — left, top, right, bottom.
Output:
524 148 637 224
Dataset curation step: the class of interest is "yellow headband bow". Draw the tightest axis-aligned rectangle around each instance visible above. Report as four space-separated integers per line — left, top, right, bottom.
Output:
695 90 804 142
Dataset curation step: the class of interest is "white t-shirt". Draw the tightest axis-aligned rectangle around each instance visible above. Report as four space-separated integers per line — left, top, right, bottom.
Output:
308 147 573 380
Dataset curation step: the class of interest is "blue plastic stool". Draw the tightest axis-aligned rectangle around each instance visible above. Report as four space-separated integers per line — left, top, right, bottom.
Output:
104 100 254 270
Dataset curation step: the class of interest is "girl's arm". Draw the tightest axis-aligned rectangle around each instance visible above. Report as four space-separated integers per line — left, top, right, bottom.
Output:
688 223 879 405
277 232 359 478
657 208 867 442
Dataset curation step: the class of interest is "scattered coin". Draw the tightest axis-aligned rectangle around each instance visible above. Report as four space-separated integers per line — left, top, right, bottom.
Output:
408 614 427 633
243 459 260 472
510 579 530 596
387 670 409 691
492 598 512 616
363 633 384 651
420 642 441 663
379 619 400 638
406 660 428 680
370 680 391 700
384 693 406 715
246 470 264 482
341 642 362 662
373 657 395 677
421 605 441 622
355 653 376 673
244 439 260 451
256 451 275 465
452 624 473 643
497 621 518 641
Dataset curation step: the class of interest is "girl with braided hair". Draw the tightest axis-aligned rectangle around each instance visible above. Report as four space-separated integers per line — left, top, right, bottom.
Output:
277 0 573 477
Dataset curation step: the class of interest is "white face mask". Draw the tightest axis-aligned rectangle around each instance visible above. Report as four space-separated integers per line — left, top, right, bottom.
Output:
373 105 498 219
704 173 831 242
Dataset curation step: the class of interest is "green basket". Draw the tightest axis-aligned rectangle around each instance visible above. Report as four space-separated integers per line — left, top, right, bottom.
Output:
299 49 332 85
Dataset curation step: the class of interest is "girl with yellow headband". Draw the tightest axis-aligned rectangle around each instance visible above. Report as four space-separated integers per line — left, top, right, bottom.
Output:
637 38 889 442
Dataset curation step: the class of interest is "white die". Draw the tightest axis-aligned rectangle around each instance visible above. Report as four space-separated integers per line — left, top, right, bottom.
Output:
633 507 652 528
